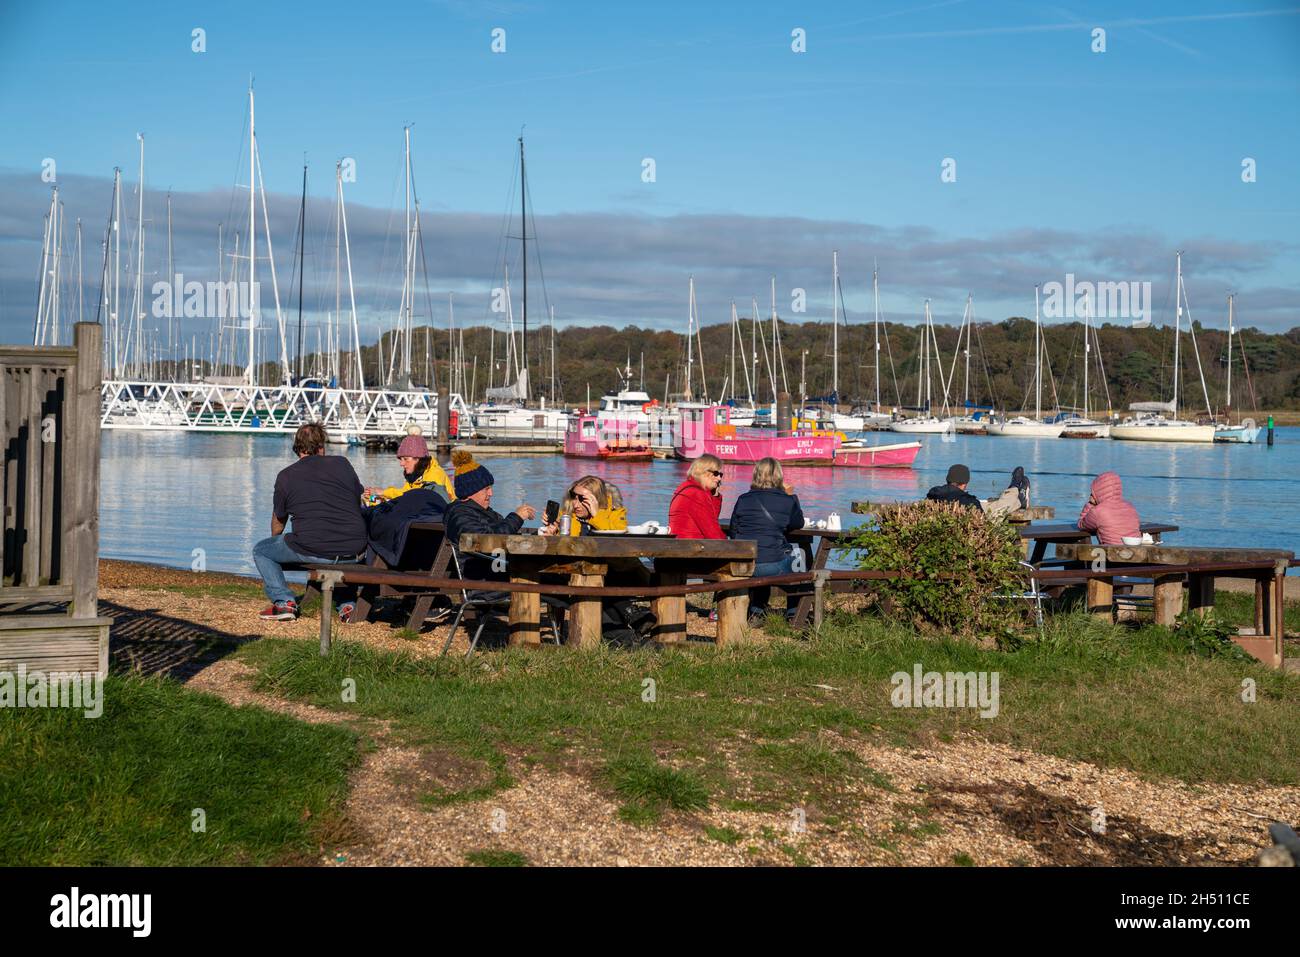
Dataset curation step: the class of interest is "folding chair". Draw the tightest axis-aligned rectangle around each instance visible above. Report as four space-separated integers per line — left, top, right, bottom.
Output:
439 546 564 657
996 560 1046 630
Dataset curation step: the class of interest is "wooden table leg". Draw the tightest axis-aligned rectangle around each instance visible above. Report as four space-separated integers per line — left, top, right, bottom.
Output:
1255 574 1268 635
651 570 686 644
792 538 829 630
405 593 434 631
1187 573 1214 618
1086 576 1114 620
1153 573 1184 626
568 572 604 649
508 562 542 646
714 574 748 645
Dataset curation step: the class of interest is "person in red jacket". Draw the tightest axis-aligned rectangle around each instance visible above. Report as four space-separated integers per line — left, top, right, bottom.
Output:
669 454 725 539
1078 470 1140 544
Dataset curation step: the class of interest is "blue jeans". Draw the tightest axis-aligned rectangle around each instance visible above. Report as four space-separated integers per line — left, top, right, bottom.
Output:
750 554 796 613
253 534 356 604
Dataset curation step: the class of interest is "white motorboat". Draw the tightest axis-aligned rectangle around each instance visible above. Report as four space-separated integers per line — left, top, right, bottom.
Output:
1214 420 1261 443
984 416 1066 438
1058 415 1111 439
950 414 989 435
890 415 953 434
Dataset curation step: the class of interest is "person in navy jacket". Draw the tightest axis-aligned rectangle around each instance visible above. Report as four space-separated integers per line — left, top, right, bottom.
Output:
728 457 804 621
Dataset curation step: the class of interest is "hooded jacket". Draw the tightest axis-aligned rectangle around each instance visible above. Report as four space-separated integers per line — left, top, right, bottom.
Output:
381 458 456 502
1078 471 1140 544
668 478 725 539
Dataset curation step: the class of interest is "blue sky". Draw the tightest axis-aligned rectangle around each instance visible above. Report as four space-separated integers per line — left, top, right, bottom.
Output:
1 0 1297 342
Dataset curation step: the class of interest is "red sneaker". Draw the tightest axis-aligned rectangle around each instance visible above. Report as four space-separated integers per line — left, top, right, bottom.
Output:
260 600 298 621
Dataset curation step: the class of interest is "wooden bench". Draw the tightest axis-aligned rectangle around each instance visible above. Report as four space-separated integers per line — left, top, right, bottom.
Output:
288 521 454 629
1054 542 1294 667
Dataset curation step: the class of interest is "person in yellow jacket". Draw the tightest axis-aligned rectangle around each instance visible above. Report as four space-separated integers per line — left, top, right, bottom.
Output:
541 475 626 535
363 433 455 504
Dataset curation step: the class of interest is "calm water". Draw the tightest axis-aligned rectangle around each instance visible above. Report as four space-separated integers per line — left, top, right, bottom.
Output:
100 429 1299 576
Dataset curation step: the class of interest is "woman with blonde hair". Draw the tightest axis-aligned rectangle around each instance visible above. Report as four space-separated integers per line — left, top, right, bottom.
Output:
541 475 628 536
728 457 804 620
668 453 725 539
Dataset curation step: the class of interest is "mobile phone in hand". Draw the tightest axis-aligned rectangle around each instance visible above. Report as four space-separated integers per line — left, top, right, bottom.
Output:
545 500 560 525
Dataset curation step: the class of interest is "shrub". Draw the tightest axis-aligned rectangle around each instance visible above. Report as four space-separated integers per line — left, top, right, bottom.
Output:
841 500 1024 637
1171 610 1252 661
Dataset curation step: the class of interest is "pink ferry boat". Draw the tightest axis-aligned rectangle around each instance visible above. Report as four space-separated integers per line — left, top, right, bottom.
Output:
564 414 654 461
676 405 920 467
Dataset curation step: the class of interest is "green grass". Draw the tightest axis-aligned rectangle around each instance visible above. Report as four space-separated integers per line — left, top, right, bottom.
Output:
0 674 357 865
704 825 743 845
604 753 710 824
464 849 528 867
233 605 1300 824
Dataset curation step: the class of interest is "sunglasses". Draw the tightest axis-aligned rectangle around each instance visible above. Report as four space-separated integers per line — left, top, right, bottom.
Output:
706 469 723 477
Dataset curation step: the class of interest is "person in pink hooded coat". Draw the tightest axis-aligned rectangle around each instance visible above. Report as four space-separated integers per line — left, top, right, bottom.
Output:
1078 471 1140 544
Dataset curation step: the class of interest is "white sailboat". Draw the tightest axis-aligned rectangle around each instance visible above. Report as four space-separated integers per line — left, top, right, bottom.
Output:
1058 288 1112 438
986 285 1065 438
1112 252 1215 443
1213 295 1261 443
943 293 993 434
890 300 953 434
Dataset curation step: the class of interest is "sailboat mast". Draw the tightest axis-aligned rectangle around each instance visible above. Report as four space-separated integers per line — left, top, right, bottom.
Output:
247 85 257 385
295 163 306 382
1034 284 1042 420
519 135 528 398
1083 289 1090 419
1226 293 1234 417
134 133 145 378
685 275 695 401
831 250 839 412
873 266 881 410
1173 251 1182 417
166 192 173 371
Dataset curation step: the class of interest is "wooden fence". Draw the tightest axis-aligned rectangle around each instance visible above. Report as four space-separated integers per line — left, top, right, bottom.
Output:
0 323 110 674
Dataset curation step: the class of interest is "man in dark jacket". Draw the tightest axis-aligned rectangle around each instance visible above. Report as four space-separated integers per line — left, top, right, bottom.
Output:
254 423 368 620
926 464 983 510
443 450 535 581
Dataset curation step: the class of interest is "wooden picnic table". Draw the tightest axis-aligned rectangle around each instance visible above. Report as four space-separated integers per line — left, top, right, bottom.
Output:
1018 521 1178 565
458 533 756 648
1054 542 1294 666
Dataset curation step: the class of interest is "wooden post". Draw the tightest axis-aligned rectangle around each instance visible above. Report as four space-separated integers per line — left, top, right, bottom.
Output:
568 572 604 649
1187 573 1214 618
318 575 335 656
651 570 686 644
436 386 450 454
70 323 102 620
1086 577 1114 620
812 570 828 631
1153 573 1184 626
714 575 748 645
1272 560 1287 668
